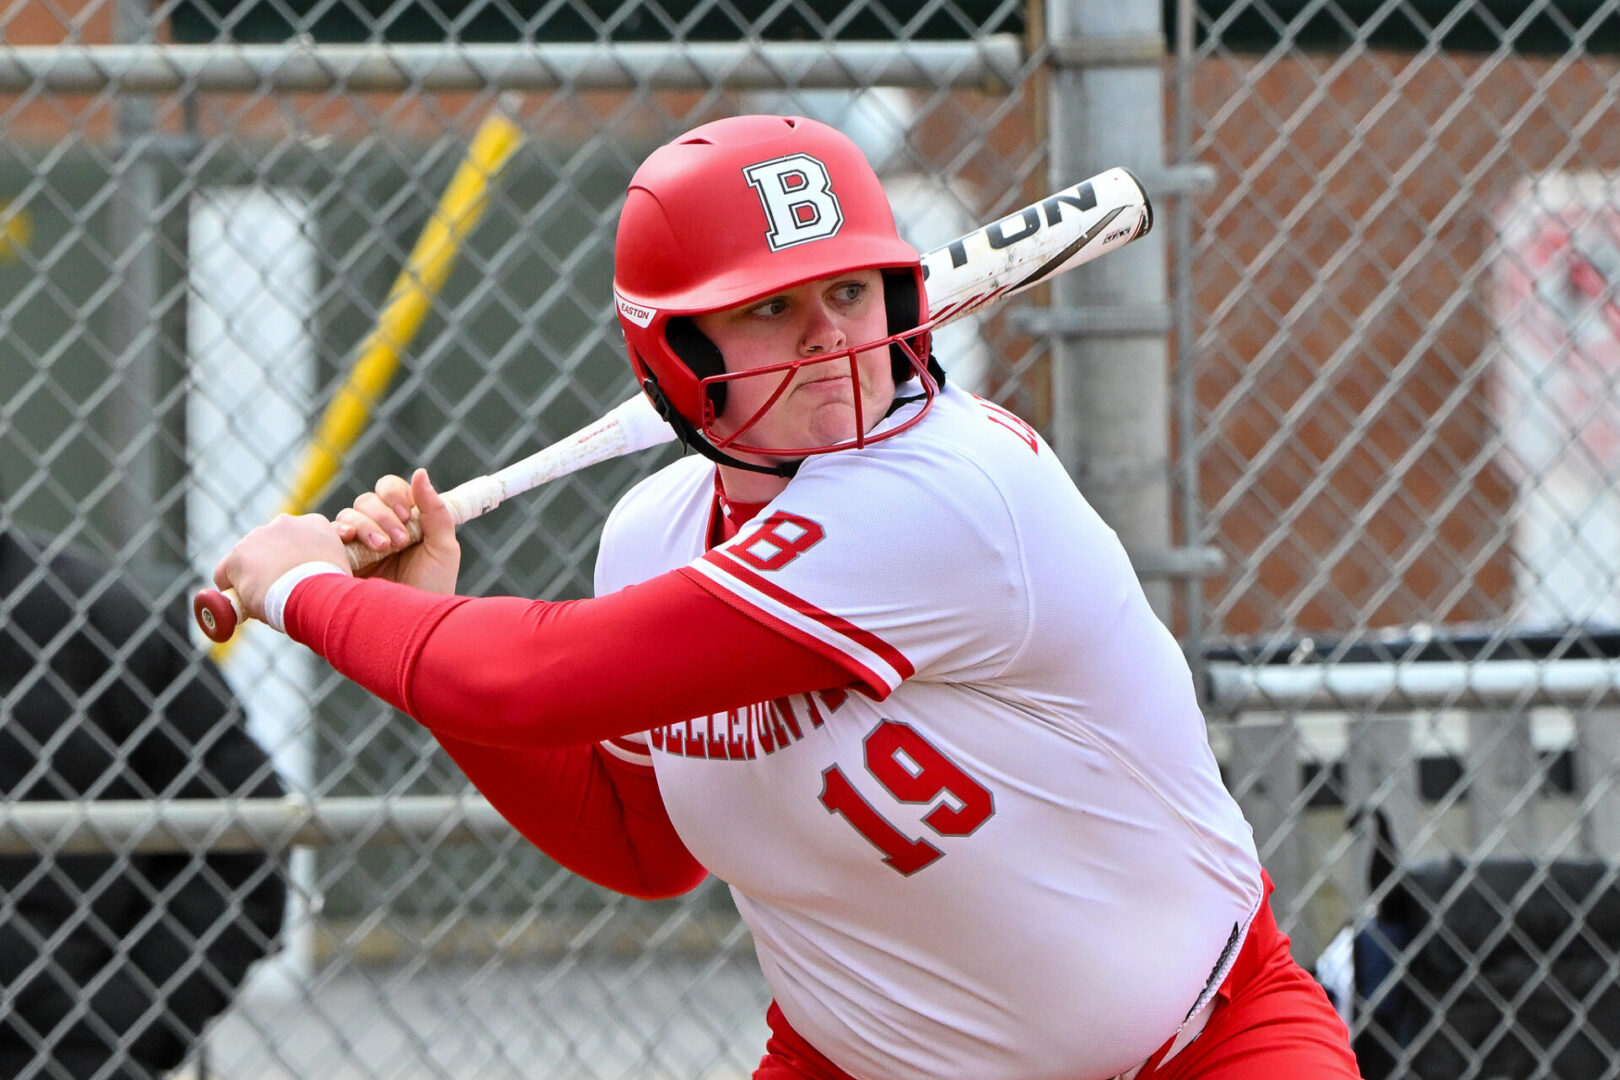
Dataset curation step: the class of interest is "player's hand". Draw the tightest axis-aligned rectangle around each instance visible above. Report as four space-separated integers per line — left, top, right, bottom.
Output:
213 512 350 624
334 468 461 595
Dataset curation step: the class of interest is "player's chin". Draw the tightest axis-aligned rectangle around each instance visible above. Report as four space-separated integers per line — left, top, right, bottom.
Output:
802 409 864 449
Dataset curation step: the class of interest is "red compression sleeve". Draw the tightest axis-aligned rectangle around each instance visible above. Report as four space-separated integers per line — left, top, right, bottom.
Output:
428 734 706 899
283 569 861 746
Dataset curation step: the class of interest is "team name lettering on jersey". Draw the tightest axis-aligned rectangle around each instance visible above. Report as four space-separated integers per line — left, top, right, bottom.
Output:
743 154 844 251
648 690 849 760
978 397 1040 454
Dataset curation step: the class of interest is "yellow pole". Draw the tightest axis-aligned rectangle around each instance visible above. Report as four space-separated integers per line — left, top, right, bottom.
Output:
213 104 524 663
283 107 525 516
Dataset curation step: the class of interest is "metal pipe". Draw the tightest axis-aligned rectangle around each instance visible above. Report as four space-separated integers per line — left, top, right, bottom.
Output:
11 654 1617 855
0 39 1022 94
1205 658 1620 713
103 0 162 561
0 795 511 855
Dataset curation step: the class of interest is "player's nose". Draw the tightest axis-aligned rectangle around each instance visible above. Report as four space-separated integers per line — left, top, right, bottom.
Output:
799 301 847 356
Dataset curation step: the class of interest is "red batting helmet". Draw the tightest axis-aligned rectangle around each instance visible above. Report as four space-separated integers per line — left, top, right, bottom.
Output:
612 114 939 474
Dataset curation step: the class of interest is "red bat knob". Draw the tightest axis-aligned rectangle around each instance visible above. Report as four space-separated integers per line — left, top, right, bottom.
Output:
194 587 241 643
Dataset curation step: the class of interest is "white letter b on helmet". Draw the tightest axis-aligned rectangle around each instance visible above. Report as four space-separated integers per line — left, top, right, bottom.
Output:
743 154 844 251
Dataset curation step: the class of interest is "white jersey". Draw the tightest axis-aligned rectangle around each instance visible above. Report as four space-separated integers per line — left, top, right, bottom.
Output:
595 384 1262 1080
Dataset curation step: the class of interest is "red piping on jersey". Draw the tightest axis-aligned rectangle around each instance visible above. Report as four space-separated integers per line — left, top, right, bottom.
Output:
679 565 892 700
697 546 915 685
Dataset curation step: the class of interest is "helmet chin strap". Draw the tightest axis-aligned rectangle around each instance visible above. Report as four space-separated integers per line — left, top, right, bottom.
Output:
640 378 801 478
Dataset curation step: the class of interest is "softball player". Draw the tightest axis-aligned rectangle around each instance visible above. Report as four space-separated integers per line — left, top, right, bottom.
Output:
216 115 1359 1079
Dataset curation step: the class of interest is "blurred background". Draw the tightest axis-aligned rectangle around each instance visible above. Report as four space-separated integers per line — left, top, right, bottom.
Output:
3 2 1619 1077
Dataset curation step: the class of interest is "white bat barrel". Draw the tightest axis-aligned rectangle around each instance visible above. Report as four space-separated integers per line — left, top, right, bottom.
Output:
919 167 1152 324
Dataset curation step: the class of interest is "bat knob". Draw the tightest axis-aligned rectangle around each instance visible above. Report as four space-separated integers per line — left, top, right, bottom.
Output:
194 588 239 643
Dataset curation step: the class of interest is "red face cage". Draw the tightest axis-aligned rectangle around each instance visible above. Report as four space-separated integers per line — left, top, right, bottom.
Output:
694 325 939 461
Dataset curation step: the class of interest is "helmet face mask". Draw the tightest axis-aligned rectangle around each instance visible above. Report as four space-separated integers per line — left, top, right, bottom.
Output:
698 322 937 459
613 115 939 472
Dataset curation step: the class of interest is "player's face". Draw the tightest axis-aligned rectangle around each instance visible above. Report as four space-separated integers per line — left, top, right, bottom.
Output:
695 269 895 461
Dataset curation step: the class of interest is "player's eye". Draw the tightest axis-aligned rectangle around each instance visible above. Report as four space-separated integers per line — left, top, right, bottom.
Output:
747 297 789 318
831 281 867 305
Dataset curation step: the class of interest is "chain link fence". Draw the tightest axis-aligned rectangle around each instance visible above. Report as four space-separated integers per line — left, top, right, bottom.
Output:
3 1 1620 1077
1184 3 1620 1076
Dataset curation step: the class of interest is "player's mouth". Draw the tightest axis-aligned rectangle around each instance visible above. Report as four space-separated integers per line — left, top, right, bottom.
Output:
799 373 852 393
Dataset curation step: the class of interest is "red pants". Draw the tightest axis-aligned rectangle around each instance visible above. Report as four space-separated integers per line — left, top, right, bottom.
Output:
1133 877 1360 1079
752 877 1359 1080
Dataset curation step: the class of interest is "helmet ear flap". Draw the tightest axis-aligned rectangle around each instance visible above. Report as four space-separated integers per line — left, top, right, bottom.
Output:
666 316 728 417
882 268 937 386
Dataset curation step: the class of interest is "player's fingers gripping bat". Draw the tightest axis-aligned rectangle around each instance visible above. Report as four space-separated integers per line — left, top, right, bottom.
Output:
194 166 1153 642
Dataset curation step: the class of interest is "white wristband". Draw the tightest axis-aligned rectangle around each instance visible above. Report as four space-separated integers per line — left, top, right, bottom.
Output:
264 561 348 633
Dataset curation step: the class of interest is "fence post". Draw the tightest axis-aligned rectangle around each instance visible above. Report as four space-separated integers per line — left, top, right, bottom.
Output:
1341 716 1421 913
1465 711 1542 856
1043 0 1175 620
105 0 167 564
1229 720 1315 957
1576 709 1620 858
